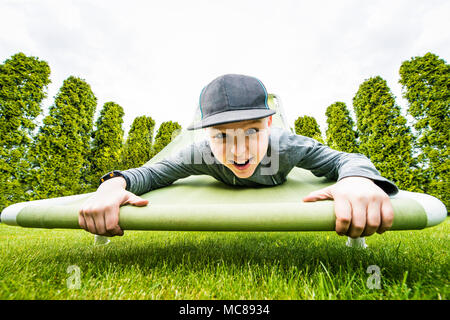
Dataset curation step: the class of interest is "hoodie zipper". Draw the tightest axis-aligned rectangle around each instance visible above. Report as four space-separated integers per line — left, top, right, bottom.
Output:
271 176 277 185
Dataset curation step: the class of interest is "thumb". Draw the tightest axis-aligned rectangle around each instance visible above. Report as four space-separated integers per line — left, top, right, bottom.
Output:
124 194 149 207
303 186 334 202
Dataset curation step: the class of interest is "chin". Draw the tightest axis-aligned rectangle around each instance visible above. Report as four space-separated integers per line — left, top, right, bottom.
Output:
234 173 252 179
232 167 256 179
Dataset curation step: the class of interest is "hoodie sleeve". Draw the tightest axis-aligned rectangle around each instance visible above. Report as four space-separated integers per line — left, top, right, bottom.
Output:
288 133 399 195
118 141 213 195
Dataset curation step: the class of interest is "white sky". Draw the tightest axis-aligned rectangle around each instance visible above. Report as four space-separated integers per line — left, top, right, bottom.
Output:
1 0 449 135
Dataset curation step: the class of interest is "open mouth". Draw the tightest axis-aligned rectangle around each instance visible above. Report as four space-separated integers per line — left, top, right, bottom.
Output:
232 158 252 170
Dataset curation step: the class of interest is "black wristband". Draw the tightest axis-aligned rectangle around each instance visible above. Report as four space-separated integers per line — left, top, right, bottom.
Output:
99 170 125 186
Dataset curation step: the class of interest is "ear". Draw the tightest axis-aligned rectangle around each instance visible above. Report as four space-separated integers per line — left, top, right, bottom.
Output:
267 115 273 127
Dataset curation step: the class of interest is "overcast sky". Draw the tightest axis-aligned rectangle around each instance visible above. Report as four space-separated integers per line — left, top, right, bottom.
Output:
1 0 449 134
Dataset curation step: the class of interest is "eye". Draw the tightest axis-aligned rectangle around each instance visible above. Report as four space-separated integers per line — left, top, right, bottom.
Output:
213 132 226 139
245 128 259 136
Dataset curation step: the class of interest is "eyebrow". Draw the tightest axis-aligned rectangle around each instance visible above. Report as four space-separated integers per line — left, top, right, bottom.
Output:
245 120 262 125
213 120 263 131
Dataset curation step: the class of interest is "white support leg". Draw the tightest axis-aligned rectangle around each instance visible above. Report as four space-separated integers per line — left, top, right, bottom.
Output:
94 235 110 245
346 236 368 248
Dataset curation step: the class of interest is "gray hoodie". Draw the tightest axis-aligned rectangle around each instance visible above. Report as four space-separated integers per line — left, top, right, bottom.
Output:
119 127 398 196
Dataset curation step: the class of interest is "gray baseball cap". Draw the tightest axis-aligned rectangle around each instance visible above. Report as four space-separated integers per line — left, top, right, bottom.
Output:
187 74 276 130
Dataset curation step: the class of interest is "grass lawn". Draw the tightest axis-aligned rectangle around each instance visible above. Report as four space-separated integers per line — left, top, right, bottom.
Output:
0 218 448 300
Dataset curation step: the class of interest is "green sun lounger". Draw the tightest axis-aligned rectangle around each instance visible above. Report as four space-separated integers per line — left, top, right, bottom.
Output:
1 94 447 247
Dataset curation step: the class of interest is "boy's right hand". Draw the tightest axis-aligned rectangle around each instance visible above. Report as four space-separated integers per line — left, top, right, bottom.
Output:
78 177 149 237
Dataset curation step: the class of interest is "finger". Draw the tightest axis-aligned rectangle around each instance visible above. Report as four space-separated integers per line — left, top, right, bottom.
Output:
377 198 394 234
124 195 149 207
302 187 333 202
94 211 107 236
83 213 98 235
100 213 115 237
78 211 87 230
362 199 381 237
334 197 352 236
347 200 367 239
105 205 123 236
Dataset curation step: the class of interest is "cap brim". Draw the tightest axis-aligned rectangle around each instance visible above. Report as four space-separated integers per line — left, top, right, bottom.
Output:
187 109 276 130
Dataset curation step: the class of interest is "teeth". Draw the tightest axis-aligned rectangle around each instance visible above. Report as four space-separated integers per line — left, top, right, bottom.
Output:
234 159 249 165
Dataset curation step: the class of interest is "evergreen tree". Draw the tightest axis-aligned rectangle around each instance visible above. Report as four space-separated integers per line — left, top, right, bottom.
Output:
353 76 417 191
150 121 182 159
399 52 449 209
294 115 324 143
30 76 97 199
121 115 155 169
325 102 358 153
0 53 50 209
87 102 125 191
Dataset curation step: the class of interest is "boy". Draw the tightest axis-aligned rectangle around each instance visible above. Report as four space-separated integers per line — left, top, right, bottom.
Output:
79 74 397 239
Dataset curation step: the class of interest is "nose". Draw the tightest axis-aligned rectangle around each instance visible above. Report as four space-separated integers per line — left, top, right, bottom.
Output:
230 135 248 159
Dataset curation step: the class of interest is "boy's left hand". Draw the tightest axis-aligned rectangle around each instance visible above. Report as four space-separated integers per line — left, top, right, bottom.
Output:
302 176 394 238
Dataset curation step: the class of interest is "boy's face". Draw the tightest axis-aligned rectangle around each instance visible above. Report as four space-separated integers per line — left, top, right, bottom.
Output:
205 116 273 178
